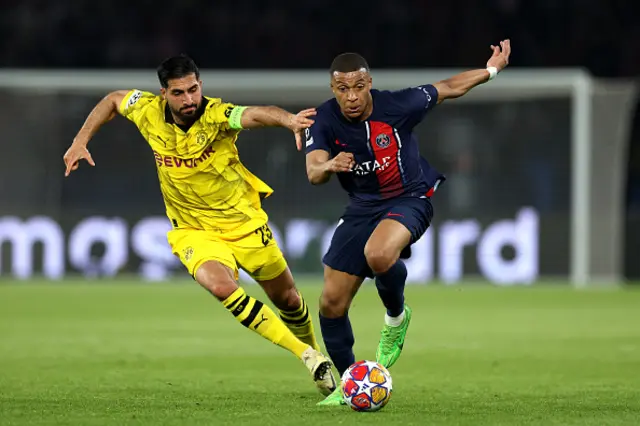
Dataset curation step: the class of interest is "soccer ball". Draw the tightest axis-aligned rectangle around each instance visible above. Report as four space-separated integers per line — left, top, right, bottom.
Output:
341 360 393 412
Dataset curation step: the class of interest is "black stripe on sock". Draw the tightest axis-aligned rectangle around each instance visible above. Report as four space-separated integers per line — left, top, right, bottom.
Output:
281 305 307 320
281 308 310 325
280 297 307 316
227 293 247 311
241 300 264 327
231 295 250 317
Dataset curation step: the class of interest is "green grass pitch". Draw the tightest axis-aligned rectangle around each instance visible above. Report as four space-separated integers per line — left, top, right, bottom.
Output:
1 280 639 425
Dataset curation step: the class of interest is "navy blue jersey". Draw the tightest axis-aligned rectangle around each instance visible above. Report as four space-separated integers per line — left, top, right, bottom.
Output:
305 85 445 206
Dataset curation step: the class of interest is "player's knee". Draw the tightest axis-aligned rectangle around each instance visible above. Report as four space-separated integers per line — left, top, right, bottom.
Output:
195 268 237 301
319 289 350 318
364 246 396 275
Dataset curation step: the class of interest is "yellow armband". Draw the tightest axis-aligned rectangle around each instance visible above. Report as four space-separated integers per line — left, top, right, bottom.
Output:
228 106 248 130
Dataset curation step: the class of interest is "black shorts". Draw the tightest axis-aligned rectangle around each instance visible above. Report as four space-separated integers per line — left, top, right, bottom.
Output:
322 196 434 278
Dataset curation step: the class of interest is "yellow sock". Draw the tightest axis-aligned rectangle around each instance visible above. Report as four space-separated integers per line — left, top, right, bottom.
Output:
223 287 309 359
279 291 322 352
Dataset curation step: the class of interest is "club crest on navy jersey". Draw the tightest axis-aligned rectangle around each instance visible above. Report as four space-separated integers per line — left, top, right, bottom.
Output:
375 133 391 149
304 83 445 202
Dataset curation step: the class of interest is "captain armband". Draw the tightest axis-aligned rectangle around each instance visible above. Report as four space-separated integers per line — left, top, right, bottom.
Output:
228 106 248 130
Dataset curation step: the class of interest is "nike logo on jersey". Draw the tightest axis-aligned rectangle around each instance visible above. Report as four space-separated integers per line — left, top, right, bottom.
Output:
335 139 347 147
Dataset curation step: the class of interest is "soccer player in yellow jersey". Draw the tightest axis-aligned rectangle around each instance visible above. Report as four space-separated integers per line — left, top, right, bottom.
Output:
62 54 337 396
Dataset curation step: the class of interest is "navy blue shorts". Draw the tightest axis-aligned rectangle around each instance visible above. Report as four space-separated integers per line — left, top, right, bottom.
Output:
322 196 434 278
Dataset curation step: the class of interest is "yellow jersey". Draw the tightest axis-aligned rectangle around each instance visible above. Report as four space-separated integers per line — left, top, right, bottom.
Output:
118 90 273 238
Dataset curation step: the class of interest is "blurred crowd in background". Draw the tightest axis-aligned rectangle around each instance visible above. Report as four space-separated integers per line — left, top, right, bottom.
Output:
1 0 639 209
1 0 638 78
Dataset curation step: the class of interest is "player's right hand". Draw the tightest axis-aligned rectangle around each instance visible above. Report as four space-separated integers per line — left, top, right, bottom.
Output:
326 152 355 173
63 142 95 177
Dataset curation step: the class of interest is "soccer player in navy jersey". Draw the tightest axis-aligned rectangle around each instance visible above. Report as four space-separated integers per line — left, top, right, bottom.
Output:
305 40 511 406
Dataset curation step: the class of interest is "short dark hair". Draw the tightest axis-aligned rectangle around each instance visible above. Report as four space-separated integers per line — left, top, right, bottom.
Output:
330 53 370 75
157 54 200 88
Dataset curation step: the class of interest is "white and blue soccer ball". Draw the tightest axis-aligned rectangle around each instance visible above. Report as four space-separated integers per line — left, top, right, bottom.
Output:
341 360 393 412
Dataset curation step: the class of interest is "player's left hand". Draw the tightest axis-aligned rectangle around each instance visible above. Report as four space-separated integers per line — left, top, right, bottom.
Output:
486 39 511 72
290 108 316 151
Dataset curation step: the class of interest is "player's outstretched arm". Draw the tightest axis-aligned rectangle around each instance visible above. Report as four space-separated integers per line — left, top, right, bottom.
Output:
306 151 355 185
63 90 130 176
433 39 511 104
239 106 316 150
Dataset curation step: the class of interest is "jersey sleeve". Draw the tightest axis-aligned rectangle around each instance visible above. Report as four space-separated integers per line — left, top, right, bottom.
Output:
392 84 439 127
118 90 157 125
304 114 332 154
203 100 248 131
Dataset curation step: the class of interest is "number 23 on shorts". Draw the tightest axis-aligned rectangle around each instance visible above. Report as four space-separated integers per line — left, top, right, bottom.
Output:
254 224 273 246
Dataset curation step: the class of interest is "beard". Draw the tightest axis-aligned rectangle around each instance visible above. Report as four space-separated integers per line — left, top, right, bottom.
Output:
171 103 199 123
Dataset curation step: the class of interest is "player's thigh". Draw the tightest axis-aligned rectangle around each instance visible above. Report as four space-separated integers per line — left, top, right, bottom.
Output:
167 229 239 295
320 265 365 318
232 223 288 282
364 220 412 273
364 198 433 272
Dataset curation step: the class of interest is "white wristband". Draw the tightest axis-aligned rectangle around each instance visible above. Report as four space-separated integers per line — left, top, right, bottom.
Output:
487 67 498 81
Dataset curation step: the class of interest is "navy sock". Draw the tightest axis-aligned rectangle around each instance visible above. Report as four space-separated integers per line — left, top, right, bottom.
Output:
375 260 407 317
318 313 355 376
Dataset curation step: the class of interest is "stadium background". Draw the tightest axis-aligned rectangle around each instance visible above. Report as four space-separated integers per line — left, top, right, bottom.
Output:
1 2 640 425
1 0 639 284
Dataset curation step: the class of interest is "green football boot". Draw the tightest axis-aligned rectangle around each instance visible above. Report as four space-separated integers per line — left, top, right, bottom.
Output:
316 386 346 406
376 305 412 369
